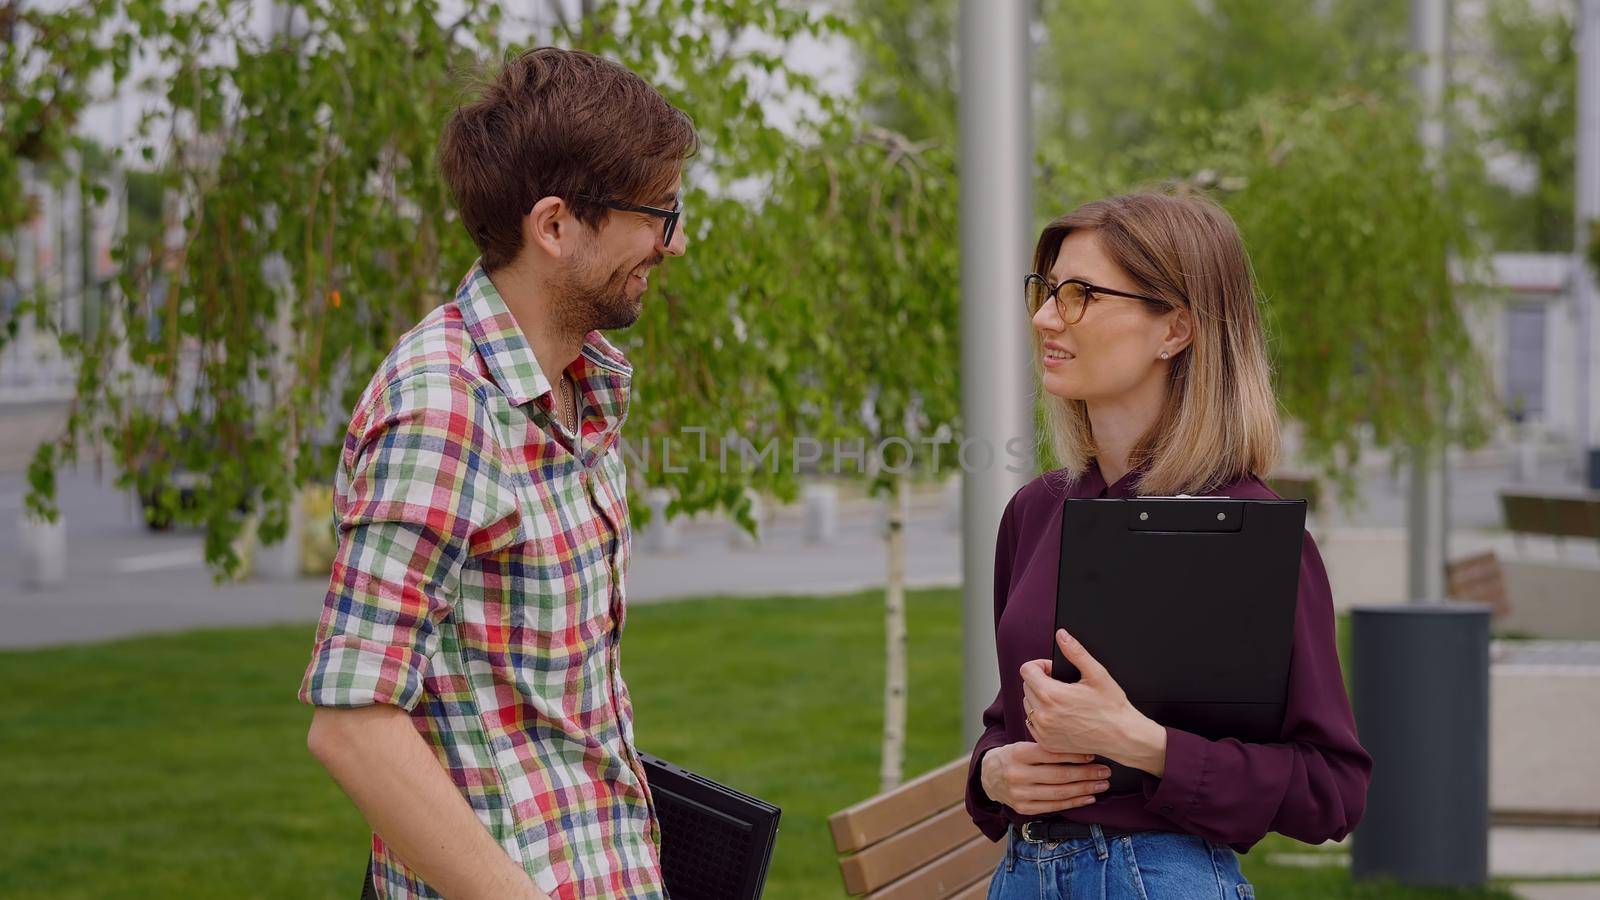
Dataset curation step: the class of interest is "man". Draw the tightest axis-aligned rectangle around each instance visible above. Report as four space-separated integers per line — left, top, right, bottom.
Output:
298 46 694 899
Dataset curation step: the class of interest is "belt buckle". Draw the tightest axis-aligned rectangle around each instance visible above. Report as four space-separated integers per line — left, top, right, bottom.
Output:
1020 821 1043 843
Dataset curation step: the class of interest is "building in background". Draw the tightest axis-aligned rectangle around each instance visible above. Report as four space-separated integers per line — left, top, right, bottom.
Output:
1 156 124 406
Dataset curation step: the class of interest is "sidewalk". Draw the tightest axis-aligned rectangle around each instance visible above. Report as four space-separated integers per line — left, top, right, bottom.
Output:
0 465 962 649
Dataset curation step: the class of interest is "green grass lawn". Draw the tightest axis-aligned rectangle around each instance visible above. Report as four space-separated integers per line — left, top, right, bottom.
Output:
0 588 1511 899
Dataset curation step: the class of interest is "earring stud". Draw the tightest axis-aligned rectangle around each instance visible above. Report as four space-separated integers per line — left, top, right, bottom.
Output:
1160 351 1170 360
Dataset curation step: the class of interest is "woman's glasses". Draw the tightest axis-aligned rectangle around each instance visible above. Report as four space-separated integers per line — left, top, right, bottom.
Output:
1024 273 1166 325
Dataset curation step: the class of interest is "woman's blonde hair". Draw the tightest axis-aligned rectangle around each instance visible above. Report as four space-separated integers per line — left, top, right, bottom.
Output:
1034 191 1280 495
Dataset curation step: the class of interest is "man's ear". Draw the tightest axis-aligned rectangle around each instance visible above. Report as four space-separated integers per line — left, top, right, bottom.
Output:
524 196 576 260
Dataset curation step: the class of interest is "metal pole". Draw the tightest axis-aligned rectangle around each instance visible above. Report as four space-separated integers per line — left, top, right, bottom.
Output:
1576 0 1600 488
1407 0 1450 603
959 0 1034 746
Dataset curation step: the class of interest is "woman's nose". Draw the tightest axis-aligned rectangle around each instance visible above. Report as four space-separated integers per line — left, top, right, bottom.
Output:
1032 299 1064 333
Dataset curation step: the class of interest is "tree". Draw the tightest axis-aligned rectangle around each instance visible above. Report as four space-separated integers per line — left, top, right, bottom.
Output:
1033 0 1408 188
3 0 128 521
762 121 961 789
1029 1 1499 493
1462 0 1577 252
20 0 862 574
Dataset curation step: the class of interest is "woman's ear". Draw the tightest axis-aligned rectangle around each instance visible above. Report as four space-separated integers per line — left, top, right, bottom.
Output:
1162 307 1195 357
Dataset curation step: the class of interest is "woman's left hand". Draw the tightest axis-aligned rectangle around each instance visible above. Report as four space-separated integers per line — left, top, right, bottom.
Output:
1020 629 1169 777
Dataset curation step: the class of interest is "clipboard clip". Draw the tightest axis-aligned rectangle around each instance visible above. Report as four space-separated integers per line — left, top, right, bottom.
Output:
1126 498 1245 533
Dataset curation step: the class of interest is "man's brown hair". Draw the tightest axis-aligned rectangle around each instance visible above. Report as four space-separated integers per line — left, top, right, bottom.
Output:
439 47 698 272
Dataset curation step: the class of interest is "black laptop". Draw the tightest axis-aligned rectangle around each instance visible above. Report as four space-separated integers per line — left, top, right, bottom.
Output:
357 754 779 900
641 752 781 900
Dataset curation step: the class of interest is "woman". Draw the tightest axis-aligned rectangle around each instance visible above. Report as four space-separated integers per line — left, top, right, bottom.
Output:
965 192 1371 899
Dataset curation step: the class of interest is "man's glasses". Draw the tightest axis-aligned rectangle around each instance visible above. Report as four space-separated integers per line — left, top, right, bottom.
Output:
576 193 681 247
1023 273 1167 325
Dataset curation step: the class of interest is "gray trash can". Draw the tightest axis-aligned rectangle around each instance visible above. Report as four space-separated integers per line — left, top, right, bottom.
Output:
1350 603 1491 887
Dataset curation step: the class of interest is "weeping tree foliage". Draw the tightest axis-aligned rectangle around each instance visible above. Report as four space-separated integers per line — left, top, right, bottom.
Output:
16 0 510 570
1463 0 1577 253
14 0 873 573
561 3 855 531
1 0 127 289
1031 1 1500 493
15 0 953 787
1177 92 1497 489
2 0 129 518
763 122 960 788
839 0 1501 500
1033 0 1409 183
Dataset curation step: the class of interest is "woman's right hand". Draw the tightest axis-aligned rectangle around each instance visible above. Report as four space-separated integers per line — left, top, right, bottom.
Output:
980 741 1113 816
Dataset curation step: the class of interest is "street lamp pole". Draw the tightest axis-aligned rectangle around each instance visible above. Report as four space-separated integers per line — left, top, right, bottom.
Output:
1576 0 1600 488
1407 0 1450 604
958 0 1034 746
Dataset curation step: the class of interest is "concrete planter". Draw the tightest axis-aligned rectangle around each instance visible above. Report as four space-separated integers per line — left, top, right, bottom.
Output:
802 483 838 545
18 512 66 589
254 497 305 581
1499 560 1600 639
728 490 763 549
1490 641 1600 823
637 488 681 554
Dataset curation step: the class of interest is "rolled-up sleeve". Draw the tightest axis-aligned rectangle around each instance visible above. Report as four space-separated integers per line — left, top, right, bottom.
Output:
1142 531 1372 848
298 370 517 712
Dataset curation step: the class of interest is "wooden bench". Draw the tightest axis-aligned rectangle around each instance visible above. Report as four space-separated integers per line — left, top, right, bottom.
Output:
829 758 1003 899
1500 489 1600 554
1445 550 1510 617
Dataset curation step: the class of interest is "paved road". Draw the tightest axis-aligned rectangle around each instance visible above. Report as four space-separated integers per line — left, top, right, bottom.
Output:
0 465 968 648
1 431 1589 648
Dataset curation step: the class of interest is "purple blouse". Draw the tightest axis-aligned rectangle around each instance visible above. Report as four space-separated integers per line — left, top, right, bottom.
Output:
964 463 1372 852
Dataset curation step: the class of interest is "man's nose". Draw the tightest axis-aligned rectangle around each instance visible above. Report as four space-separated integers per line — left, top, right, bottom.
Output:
663 222 687 257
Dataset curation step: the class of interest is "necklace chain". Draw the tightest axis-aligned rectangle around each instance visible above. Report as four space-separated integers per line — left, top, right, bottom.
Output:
561 373 577 431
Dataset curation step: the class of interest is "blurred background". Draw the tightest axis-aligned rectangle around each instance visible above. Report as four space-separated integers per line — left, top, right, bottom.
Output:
2 0 1599 897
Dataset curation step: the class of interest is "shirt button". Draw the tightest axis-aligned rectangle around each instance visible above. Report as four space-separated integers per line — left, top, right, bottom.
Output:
1161 805 1174 814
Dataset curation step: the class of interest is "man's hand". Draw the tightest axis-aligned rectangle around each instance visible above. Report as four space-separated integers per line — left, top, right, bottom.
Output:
307 705 551 900
980 741 1111 815
1019 629 1169 776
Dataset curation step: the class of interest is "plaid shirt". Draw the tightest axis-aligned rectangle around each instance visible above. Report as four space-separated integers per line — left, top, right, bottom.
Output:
298 264 662 899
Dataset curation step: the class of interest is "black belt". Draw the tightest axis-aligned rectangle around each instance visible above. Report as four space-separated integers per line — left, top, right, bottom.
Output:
1016 819 1135 843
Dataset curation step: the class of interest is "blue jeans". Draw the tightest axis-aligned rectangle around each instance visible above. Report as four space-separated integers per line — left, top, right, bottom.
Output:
986 825 1255 900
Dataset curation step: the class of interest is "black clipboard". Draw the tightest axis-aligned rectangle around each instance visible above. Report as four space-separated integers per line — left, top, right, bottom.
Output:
1051 496 1306 794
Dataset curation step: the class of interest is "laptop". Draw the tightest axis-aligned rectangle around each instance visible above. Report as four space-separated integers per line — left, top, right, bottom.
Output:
358 754 780 900
641 752 781 900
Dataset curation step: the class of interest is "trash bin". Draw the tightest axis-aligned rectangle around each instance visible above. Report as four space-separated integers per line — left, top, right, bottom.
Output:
1350 603 1491 887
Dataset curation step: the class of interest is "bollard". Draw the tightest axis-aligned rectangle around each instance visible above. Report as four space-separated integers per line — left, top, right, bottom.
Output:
728 490 762 549
255 499 305 580
943 477 962 533
639 488 680 554
1351 602 1491 888
802 483 837 545
20 512 66 589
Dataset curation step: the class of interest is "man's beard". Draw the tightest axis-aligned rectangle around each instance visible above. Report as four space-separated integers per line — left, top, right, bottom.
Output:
556 250 661 333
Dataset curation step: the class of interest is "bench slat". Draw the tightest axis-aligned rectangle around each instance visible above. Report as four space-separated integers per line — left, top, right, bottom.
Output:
829 758 970 853
864 834 1004 900
1500 490 1600 540
1446 551 1509 615
839 804 982 894
950 874 994 900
